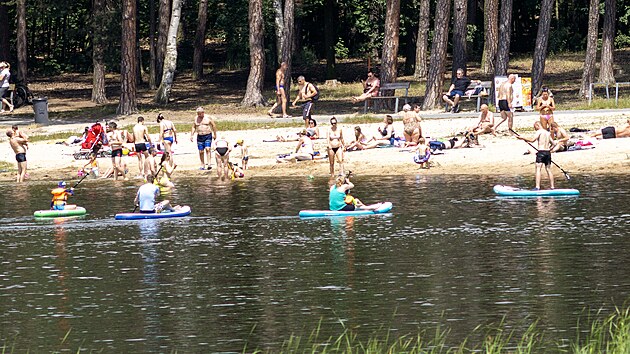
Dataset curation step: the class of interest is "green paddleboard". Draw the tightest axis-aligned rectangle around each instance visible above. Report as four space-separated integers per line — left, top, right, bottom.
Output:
34 207 87 218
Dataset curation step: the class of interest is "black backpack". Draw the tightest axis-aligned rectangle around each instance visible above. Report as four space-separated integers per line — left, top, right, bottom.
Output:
310 83 319 101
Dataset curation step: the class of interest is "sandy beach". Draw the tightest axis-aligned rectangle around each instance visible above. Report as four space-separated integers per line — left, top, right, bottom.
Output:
1 109 629 183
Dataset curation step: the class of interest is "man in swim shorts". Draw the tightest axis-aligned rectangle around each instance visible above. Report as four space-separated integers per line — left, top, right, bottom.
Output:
516 121 556 190
190 106 218 170
107 122 127 181
6 129 28 182
442 68 471 113
591 119 630 139
132 116 152 178
494 74 516 133
268 62 290 118
292 76 319 128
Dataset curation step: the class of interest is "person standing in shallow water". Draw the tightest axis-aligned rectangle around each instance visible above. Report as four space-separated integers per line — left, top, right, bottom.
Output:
516 121 556 190
6 129 28 182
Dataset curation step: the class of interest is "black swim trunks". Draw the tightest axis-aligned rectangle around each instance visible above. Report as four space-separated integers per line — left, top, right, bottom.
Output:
15 153 26 162
535 150 552 166
111 148 123 157
134 143 148 152
601 126 616 139
498 99 510 112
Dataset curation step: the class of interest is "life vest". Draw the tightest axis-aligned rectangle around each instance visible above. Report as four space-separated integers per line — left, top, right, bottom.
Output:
344 194 355 205
51 188 69 205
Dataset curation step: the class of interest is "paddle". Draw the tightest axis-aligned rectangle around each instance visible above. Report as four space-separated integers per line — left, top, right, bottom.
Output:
510 128 571 180
72 171 90 189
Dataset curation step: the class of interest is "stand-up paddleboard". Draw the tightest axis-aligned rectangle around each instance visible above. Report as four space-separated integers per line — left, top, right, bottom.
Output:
34 207 87 218
115 206 191 220
493 185 580 197
299 202 393 218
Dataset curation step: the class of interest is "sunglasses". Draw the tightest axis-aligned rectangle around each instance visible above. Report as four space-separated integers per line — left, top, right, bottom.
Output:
331 122 337 125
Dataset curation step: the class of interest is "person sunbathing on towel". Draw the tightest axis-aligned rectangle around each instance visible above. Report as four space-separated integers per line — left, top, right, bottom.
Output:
591 119 630 139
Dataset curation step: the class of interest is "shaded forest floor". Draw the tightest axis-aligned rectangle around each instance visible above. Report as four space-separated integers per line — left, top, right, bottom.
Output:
6 48 630 125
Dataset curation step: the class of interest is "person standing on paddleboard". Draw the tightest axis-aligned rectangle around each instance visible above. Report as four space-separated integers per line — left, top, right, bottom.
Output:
516 121 556 190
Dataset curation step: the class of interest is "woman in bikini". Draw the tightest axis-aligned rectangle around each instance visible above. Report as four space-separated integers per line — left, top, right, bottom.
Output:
327 117 345 176
536 87 556 131
377 115 395 143
346 126 388 151
213 136 231 181
157 113 177 167
401 104 421 147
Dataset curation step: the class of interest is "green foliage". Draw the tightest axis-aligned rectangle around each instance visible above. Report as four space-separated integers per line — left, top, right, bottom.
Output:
294 46 319 67
334 39 350 59
615 34 630 49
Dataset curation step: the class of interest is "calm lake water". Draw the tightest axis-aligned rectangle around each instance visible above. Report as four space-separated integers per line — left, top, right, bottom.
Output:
0 174 628 352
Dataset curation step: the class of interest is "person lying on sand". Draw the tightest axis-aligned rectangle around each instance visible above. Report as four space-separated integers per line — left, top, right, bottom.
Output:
346 126 388 151
591 119 630 139
276 130 315 162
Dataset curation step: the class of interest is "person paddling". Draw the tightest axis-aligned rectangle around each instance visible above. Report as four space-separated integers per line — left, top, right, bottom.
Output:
329 174 382 211
51 181 77 210
515 121 556 190
134 175 179 214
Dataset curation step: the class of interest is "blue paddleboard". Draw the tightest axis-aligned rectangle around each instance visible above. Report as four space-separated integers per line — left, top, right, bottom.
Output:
493 185 580 197
299 202 393 218
115 206 191 220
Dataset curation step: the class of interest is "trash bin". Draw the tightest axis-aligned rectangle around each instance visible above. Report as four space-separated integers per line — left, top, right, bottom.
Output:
33 97 49 124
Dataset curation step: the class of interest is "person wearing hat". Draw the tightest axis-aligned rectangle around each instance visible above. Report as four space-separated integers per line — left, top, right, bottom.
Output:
276 129 315 163
0 62 14 113
50 182 76 210
234 139 249 170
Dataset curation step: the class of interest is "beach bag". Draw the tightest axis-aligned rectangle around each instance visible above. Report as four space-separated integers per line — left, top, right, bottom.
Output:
310 83 320 101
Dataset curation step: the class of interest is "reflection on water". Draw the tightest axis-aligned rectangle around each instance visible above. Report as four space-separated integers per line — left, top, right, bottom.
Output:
0 174 628 352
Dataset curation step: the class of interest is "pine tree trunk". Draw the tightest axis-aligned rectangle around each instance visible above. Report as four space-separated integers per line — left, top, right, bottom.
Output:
481 0 498 75
156 0 171 86
154 0 183 105
494 0 513 76
16 0 27 83
531 0 554 95
272 0 284 63
422 0 450 110
91 0 108 104
241 0 266 107
117 0 138 115
324 0 336 80
451 0 467 77
149 0 157 89
380 0 401 88
0 1 9 60
579 0 599 98
192 0 208 81
599 0 616 84
413 0 430 79
280 0 294 104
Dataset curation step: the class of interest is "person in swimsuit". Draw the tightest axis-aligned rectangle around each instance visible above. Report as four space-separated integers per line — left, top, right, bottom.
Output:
268 62 290 118
132 116 152 178
306 118 320 139
157 113 178 165
516 121 556 190
234 139 249 170
377 115 395 143
292 76 318 129
327 117 345 176
591 119 630 139
536 87 556 131
276 130 315 162
351 70 380 103
213 136 231 181
107 122 127 181
346 126 388 151
328 174 382 211
190 106 218 170
494 74 516 133
401 104 421 147
6 129 28 182
550 122 571 152
413 138 431 169
469 104 496 136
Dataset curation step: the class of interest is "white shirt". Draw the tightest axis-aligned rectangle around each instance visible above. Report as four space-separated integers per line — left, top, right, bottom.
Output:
0 69 10 88
137 183 160 212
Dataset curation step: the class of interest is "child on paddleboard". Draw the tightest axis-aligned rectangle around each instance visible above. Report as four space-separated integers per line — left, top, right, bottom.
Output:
51 181 77 210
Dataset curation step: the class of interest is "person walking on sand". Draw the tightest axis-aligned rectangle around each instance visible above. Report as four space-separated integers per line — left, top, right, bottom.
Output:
191 106 218 170
292 76 319 129
268 62 290 118
516 121 556 190
157 113 177 163
234 139 249 170
107 122 128 181
6 129 28 182
132 116 152 178
494 74 516 133
327 117 345 176
0 62 14 113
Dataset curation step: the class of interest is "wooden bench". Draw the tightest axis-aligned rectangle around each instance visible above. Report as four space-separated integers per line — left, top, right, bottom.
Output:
444 80 492 112
364 82 411 113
